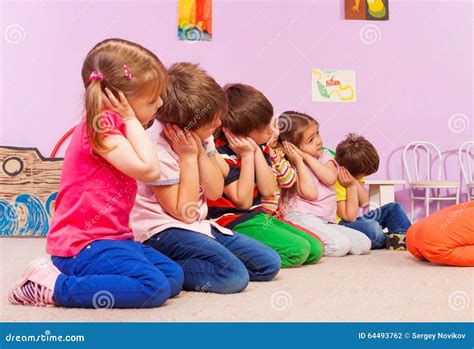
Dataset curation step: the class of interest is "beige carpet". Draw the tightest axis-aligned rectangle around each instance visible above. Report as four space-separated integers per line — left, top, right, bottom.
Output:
1 238 472 322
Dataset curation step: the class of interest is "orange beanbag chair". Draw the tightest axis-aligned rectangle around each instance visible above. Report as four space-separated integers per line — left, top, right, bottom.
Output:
407 202 474 266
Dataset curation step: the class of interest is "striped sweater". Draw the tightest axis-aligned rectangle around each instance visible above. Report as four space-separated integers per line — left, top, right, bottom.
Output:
262 148 297 213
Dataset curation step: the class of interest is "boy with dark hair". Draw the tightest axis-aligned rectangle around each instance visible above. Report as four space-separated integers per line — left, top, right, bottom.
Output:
208 83 325 268
335 133 411 250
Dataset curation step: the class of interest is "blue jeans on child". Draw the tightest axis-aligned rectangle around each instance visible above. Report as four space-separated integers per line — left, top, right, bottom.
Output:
338 202 412 249
52 239 184 308
144 227 281 294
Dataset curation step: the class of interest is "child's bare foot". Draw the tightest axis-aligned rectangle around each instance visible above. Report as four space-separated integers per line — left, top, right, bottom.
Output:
9 257 60 307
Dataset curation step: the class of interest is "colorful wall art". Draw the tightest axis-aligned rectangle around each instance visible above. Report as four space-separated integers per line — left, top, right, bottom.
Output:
0 146 63 237
311 69 357 103
345 0 389 21
178 0 212 41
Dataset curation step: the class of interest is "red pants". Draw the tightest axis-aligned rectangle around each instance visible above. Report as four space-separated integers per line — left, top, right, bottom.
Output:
407 202 474 266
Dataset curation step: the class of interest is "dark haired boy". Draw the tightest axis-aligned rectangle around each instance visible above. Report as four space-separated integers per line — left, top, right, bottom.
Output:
207 83 325 267
335 134 411 250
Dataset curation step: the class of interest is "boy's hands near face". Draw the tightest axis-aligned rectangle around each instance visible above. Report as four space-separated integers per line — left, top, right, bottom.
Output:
163 124 198 158
189 130 205 157
338 167 357 187
246 137 262 153
223 128 254 157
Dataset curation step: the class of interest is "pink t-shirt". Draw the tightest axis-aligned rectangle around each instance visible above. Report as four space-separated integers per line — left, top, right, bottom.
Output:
131 123 233 242
46 111 137 257
284 149 338 223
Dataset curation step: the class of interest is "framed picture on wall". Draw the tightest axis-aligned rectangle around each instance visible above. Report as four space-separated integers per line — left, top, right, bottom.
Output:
344 0 389 20
312 69 357 103
178 0 212 41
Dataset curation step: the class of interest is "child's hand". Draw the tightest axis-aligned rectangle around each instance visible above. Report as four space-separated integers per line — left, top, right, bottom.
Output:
338 167 357 187
102 88 136 121
189 130 205 157
163 124 198 158
246 137 262 153
283 141 304 163
268 146 276 157
223 129 254 156
266 129 279 149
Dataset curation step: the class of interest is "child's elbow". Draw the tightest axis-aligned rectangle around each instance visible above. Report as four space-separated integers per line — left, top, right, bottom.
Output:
301 189 318 201
305 193 318 201
180 216 197 224
341 212 357 223
175 210 197 224
260 186 276 198
206 192 223 201
235 198 253 210
137 164 161 183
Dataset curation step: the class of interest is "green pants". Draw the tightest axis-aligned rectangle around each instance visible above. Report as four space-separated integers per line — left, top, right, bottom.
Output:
233 213 324 268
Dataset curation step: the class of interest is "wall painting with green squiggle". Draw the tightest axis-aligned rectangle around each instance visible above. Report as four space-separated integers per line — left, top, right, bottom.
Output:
311 69 357 103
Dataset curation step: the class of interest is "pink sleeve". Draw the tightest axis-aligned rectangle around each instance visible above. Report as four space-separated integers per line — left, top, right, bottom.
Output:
147 147 181 186
81 111 126 156
97 111 126 139
322 149 339 169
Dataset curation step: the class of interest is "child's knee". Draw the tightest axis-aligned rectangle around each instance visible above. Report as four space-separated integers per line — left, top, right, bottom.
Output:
304 239 325 264
168 264 184 298
350 234 372 255
386 201 404 213
282 239 311 267
406 226 426 260
254 248 281 281
141 275 172 308
362 221 385 248
325 235 351 257
214 261 250 294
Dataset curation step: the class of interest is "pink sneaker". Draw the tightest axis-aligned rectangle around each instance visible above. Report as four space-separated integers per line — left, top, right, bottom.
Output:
9 257 61 307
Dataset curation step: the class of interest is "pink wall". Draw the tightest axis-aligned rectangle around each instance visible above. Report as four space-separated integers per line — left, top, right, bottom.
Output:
1 0 472 218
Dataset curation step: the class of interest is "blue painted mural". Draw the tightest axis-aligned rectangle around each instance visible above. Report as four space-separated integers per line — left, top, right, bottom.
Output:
0 146 63 237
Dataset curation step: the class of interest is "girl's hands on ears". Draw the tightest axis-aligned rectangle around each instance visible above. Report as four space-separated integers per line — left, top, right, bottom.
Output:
102 88 136 121
283 141 304 163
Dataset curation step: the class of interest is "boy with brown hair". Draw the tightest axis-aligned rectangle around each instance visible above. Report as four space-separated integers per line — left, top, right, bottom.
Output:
207 83 324 268
131 63 281 294
335 133 411 250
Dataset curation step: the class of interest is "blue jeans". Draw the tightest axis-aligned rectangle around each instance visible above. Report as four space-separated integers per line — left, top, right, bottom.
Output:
338 202 412 249
144 227 281 294
52 240 184 308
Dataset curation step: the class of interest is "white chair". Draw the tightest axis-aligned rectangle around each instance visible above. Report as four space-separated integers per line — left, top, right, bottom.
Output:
459 141 474 201
403 141 460 221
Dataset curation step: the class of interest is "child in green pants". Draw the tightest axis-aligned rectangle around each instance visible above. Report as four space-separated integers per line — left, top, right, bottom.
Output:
207 83 324 268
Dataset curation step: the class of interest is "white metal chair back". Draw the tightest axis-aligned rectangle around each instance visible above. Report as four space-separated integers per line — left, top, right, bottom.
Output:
403 141 442 184
459 141 474 186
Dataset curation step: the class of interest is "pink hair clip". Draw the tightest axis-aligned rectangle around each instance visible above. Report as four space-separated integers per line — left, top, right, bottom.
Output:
123 64 132 80
89 71 104 82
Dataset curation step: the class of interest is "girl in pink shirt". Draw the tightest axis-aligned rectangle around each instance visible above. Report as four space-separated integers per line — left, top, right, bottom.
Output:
8 38 183 308
279 111 371 257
